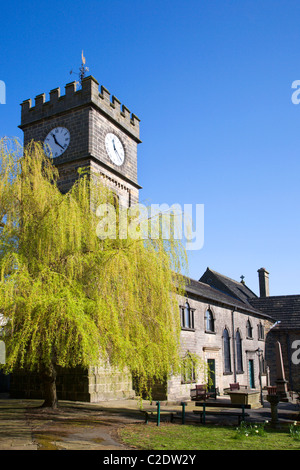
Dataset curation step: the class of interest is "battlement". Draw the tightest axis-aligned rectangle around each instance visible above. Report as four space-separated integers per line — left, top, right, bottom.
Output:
20 76 141 141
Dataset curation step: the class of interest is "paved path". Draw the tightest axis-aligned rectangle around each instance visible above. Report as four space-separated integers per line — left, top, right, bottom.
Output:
0 396 298 450
0 399 38 450
0 398 143 450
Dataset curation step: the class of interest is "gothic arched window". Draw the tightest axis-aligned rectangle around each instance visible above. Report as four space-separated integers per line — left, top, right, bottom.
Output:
185 302 191 328
246 319 253 339
223 328 231 374
205 309 214 332
258 322 264 340
236 329 243 373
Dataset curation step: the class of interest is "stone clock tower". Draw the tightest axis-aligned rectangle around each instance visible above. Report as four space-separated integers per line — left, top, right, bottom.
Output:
13 76 141 402
19 76 141 207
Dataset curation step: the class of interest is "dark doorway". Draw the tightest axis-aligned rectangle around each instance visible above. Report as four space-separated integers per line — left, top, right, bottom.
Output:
248 359 255 388
0 370 10 393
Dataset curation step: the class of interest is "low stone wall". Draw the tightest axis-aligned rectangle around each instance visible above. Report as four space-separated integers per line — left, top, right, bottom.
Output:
9 365 135 402
88 366 135 402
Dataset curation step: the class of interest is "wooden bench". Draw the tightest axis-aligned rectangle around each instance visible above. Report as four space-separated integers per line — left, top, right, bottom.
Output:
190 384 218 401
141 410 174 424
141 401 187 425
193 401 251 425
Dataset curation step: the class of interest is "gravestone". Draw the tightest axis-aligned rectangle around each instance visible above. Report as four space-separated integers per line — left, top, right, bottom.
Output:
0 341 5 364
275 341 290 402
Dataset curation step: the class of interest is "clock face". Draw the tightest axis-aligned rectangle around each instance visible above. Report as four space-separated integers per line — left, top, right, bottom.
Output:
105 133 125 166
44 127 70 158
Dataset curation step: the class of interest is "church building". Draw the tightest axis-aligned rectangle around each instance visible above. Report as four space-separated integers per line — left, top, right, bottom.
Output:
3 75 299 402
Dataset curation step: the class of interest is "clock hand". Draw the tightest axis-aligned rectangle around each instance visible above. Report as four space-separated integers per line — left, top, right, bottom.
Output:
51 133 64 150
112 139 122 163
114 149 122 163
51 133 59 144
56 142 65 150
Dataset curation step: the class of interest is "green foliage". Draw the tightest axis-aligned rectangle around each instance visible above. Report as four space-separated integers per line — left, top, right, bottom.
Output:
181 351 211 386
289 422 300 441
0 138 188 395
234 420 267 439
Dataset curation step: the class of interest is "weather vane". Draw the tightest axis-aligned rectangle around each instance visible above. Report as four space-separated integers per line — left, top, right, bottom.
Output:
70 50 89 87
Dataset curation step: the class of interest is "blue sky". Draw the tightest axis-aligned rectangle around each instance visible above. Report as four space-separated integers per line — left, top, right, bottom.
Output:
1 0 300 296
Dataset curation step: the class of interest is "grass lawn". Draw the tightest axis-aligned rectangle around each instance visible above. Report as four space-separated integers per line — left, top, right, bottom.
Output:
120 422 300 450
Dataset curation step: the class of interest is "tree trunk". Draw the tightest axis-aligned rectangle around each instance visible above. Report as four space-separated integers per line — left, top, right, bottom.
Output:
41 362 58 408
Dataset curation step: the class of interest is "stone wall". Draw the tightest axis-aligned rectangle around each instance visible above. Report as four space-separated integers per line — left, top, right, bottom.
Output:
9 365 135 402
163 294 269 402
20 77 140 142
88 365 135 402
265 329 300 392
20 76 141 204
10 366 89 401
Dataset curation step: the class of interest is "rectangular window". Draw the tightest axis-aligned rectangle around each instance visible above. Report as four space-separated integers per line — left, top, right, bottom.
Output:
181 356 196 383
180 304 195 330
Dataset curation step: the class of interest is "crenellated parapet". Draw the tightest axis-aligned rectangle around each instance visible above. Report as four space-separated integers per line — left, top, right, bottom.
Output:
20 76 141 141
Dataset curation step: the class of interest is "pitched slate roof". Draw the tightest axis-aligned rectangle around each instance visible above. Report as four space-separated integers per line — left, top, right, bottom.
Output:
182 275 272 319
197 267 300 330
199 267 258 305
249 296 300 330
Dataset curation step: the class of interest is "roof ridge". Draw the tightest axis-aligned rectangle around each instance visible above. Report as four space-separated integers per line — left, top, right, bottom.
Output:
209 268 248 286
251 294 300 300
205 268 258 297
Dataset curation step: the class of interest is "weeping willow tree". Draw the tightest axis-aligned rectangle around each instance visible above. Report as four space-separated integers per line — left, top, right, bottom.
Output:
0 138 188 408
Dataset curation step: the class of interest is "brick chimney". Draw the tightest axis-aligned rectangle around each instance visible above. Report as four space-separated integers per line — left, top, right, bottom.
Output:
257 268 269 297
